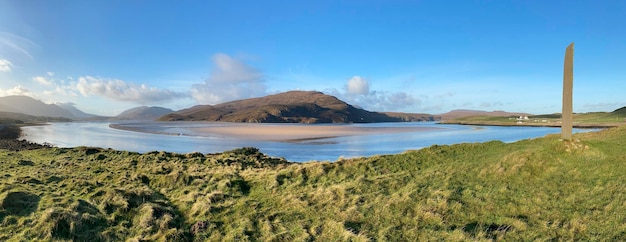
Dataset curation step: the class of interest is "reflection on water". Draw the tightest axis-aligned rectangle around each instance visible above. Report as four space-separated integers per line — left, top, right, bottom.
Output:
21 121 594 162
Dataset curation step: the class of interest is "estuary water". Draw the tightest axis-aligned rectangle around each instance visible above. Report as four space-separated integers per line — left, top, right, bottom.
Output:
21 122 592 162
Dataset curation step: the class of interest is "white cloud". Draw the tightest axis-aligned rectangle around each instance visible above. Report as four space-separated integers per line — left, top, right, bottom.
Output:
0 85 35 97
0 59 12 72
76 76 187 104
325 76 422 112
191 53 266 104
47 72 54 76
346 76 369 95
33 76 54 86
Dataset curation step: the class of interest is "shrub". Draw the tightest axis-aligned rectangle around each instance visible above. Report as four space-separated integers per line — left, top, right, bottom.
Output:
0 124 21 140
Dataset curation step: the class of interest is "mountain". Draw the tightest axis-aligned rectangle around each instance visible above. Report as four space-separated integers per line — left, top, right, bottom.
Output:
0 96 76 119
114 106 174 120
56 102 97 119
159 91 408 123
438 109 533 120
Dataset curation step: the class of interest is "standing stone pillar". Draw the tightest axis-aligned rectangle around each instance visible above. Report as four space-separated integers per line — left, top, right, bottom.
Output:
562 43 574 140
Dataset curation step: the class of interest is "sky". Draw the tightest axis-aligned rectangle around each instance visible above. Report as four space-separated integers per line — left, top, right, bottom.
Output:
0 0 625 116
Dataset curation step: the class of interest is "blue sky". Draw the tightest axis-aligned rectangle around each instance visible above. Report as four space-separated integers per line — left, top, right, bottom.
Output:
1 1 624 116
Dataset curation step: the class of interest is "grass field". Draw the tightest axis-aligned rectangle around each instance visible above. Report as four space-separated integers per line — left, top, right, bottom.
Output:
1 125 626 241
440 109 626 128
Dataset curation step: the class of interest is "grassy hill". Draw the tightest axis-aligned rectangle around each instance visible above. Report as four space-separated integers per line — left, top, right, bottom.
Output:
441 107 626 128
159 91 411 123
438 109 533 120
612 106 626 114
1 124 626 240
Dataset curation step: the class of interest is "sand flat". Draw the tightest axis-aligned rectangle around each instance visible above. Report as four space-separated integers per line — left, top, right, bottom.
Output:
185 124 440 141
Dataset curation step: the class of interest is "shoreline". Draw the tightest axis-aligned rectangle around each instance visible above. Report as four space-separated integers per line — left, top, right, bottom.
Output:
0 123 53 150
18 121 609 162
110 122 443 142
3 123 626 240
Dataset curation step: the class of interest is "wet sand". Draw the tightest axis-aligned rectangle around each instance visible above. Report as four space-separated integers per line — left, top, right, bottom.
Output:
189 125 440 141
112 123 441 142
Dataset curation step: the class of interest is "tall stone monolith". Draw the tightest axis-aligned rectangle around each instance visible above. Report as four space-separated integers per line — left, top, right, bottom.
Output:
562 42 574 140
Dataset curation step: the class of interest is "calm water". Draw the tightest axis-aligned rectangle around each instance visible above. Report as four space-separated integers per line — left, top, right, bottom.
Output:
21 122 593 162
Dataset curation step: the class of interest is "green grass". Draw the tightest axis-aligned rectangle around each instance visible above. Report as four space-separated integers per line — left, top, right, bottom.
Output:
1 126 626 241
573 111 626 123
444 111 626 128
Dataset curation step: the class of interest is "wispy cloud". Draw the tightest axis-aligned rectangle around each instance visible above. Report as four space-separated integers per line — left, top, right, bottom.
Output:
0 59 12 72
479 101 504 108
0 59 13 72
0 32 36 61
33 76 54 86
76 76 188 104
191 53 266 104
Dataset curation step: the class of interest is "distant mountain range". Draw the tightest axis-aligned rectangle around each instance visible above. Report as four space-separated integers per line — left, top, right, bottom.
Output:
2 94 621 124
159 91 410 123
0 95 173 121
0 96 76 119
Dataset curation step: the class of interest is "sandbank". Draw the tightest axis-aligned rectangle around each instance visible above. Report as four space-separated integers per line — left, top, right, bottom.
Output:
112 123 441 142
188 124 440 141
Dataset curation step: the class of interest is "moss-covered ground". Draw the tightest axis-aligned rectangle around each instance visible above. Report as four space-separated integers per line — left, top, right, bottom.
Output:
1 125 626 241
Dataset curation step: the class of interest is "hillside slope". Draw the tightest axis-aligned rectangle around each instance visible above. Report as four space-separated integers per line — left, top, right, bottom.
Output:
611 106 626 116
113 106 174 120
0 111 72 124
159 91 407 123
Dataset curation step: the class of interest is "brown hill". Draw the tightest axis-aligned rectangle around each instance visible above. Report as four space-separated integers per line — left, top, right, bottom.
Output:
159 91 417 123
